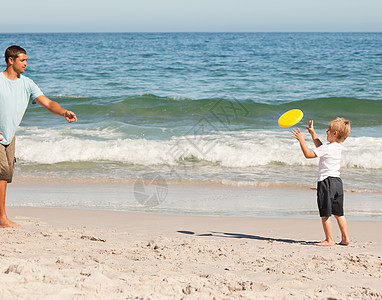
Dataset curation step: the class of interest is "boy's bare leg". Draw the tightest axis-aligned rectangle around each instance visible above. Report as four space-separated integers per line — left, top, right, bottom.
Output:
335 215 349 245
0 180 22 228
316 216 335 246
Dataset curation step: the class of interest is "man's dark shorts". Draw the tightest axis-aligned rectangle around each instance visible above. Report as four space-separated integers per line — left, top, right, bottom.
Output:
0 137 16 183
317 176 344 217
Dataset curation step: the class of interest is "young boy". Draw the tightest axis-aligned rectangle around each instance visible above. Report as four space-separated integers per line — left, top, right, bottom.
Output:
292 118 351 246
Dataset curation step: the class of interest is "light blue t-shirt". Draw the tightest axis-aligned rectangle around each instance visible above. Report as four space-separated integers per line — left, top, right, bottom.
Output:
0 72 43 145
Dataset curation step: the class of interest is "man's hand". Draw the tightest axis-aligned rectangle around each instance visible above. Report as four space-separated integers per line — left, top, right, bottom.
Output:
291 128 306 143
63 110 77 123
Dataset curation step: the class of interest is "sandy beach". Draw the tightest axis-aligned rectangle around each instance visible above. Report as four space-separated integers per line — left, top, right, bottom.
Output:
1 31 382 300
1 205 381 299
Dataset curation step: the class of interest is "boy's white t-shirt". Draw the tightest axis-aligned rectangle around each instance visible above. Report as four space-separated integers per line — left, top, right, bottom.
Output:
312 142 342 182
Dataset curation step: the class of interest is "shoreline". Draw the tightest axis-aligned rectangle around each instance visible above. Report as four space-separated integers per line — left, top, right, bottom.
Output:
7 204 382 223
13 174 382 194
13 174 316 189
6 180 382 221
2 207 382 299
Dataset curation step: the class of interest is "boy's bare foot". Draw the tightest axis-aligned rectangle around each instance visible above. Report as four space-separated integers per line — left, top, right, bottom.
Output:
315 240 335 246
0 218 23 228
339 239 350 246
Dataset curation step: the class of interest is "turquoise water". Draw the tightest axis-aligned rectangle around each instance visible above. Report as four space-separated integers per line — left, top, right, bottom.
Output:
0 33 381 196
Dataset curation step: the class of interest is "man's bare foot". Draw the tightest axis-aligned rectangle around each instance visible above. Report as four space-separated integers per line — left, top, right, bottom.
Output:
0 218 23 228
315 240 335 246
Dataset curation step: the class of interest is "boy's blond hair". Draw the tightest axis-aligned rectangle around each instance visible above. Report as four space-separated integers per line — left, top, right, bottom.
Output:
329 117 351 142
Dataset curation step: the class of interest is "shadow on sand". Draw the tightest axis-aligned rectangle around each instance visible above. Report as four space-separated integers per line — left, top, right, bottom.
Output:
177 230 316 246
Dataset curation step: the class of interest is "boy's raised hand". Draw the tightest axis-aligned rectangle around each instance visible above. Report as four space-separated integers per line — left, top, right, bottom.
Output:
306 120 315 135
291 128 306 143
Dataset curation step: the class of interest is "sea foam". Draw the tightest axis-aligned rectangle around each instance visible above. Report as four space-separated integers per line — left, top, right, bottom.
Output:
15 127 382 170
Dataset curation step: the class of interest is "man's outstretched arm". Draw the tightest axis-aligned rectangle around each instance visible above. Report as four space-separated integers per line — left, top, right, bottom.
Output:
34 95 77 123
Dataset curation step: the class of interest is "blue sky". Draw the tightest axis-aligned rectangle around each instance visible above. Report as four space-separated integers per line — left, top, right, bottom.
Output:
1 0 382 32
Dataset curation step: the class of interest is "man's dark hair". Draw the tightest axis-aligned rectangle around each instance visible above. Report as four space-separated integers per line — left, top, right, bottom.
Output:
5 45 27 64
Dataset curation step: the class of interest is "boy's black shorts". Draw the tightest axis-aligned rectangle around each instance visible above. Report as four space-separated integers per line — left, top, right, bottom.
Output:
317 176 344 217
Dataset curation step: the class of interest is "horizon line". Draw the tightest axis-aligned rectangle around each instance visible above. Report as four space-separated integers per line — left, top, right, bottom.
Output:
1 31 382 34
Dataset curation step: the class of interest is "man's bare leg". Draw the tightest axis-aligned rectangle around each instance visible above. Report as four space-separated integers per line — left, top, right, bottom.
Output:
0 180 21 228
335 215 349 245
316 216 334 246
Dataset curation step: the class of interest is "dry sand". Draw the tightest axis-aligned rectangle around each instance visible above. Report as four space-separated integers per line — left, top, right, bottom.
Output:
0 207 381 299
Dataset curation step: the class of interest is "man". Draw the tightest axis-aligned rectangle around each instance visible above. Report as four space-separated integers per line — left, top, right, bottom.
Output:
0 45 77 228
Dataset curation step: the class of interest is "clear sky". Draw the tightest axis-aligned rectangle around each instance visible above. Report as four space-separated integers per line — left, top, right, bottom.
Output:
1 0 382 33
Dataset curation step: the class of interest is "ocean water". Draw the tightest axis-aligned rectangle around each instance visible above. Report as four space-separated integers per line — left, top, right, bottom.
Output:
1 33 381 216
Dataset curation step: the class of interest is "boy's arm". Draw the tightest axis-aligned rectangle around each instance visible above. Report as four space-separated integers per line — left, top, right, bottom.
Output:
307 120 322 148
291 128 317 159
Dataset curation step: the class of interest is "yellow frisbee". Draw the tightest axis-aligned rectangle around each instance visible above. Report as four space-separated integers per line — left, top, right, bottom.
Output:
278 109 304 127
